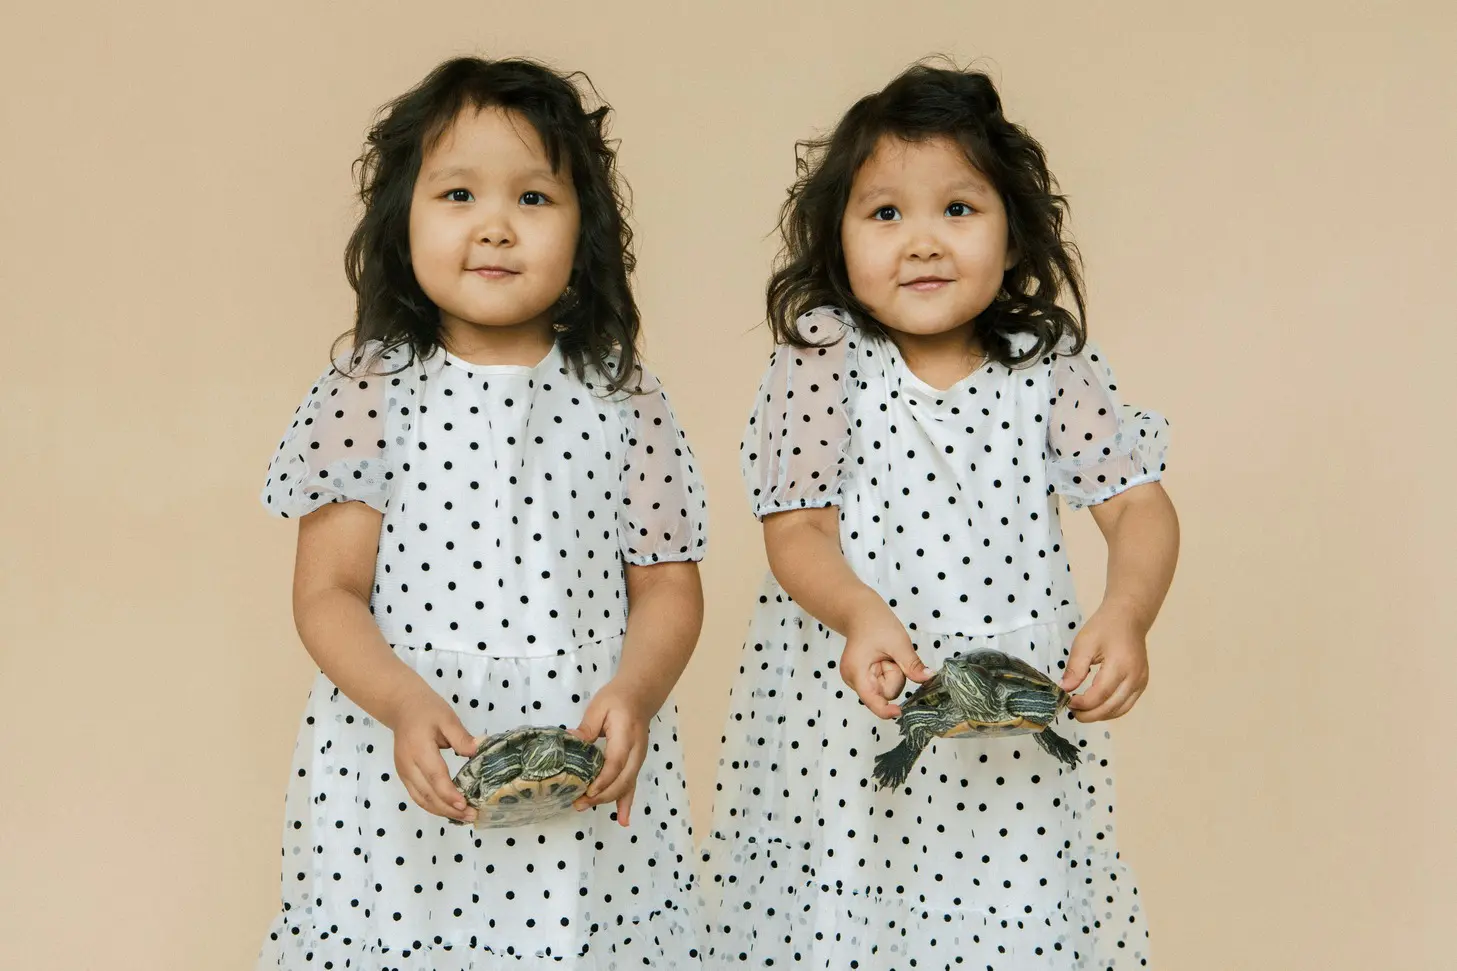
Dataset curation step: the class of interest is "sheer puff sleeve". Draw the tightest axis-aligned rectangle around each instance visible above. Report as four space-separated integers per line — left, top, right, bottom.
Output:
1046 341 1169 511
740 308 854 520
261 345 410 519
619 366 709 565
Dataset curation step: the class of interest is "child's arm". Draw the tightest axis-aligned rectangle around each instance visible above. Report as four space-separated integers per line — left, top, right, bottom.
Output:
762 506 931 719
572 560 703 826
571 366 709 827
734 315 930 720
1059 481 1180 721
293 501 478 822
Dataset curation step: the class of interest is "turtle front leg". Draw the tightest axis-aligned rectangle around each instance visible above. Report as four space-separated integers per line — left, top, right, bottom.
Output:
872 711 939 790
1034 727 1081 768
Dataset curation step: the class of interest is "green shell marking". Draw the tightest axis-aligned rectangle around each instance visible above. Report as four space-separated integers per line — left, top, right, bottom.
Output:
451 726 606 828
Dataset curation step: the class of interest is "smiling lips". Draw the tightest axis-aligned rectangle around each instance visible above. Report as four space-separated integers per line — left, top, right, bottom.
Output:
902 275 952 291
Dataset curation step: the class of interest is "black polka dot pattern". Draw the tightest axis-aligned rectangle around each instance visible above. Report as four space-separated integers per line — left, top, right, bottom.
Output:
257 342 709 969
700 307 1166 969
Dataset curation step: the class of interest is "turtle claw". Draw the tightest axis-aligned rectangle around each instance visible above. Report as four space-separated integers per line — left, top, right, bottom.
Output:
872 740 923 790
1035 727 1081 768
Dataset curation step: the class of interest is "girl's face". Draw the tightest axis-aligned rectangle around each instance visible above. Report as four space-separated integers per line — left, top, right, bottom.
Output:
840 135 1014 342
409 107 580 342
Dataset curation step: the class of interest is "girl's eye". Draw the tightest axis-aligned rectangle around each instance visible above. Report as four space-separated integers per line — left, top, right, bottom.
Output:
521 191 550 206
445 189 473 203
947 202 974 217
872 206 900 221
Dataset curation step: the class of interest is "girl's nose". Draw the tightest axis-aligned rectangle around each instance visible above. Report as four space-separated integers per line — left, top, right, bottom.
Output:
476 223 514 246
905 229 943 261
474 204 515 246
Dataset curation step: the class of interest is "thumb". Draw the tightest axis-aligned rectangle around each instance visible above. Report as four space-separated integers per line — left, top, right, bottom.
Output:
445 720 481 758
571 704 607 744
892 643 932 683
1062 637 1094 691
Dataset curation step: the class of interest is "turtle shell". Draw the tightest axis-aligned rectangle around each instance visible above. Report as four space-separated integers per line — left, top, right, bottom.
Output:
451 726 605 828
904 649 1068 739
971 649 1060 688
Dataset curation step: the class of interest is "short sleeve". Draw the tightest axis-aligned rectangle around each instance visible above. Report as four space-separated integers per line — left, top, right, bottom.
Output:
1046 341 1169 511
740 309 853 519
260 351 400 519
619 368 709 565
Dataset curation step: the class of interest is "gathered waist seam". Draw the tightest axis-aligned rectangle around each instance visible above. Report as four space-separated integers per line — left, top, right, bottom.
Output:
381 630 626 659
765 587 1083 640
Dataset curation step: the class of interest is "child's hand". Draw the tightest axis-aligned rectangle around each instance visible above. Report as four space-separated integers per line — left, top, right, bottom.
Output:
390 684 480 823
570 679 653 826
1061 602 1150 722
841 597 932 719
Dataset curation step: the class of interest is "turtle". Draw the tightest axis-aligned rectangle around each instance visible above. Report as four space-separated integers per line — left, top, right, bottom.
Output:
450 725 605 828
872 648 1081 790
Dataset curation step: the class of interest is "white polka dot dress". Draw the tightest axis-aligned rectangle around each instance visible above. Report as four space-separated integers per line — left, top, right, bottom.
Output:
698 308 1168 971
257 341 709 970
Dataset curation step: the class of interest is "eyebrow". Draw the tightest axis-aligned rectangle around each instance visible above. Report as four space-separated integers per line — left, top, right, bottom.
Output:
424 164 563 184
947 179 993 195
855 179 992 200
425 165 476 182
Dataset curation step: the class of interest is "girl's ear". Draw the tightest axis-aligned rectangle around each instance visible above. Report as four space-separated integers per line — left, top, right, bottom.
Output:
1004 244 1019 271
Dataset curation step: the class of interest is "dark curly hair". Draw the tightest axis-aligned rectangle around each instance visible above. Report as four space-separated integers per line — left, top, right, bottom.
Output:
767 60 1086 367
339 56 642 393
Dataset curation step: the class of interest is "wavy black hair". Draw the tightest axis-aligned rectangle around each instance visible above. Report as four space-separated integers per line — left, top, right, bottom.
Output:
767 60 1086 366
339 56 641 392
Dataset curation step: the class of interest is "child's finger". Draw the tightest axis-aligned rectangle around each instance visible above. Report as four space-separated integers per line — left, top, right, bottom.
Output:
586 728 632 801
445 721 481 758
590 766 633 806
400 775 429 814
571 705 607 744
401 764 452 818
851 672 902 719
1069 665 1120 713
1106 685 1145 720
872 660 906 701
1061 639 1095 692
1074 677 1133 723
591 741 645 806
615 780 637 827
888 642 931 683
396 753 436 812
418 752 469 817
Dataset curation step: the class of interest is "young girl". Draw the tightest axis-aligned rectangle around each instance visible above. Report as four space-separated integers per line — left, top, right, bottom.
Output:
700 64 1179 970
257 57 708 969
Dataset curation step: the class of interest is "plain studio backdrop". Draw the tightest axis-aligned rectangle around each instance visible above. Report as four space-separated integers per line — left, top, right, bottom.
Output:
1 1 1452 968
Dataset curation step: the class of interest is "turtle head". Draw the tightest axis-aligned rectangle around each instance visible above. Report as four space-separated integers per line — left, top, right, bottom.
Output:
520 728 567 778
939 655 995 714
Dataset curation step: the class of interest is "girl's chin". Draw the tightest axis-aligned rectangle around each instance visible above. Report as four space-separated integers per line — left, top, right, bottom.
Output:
879 313 980 338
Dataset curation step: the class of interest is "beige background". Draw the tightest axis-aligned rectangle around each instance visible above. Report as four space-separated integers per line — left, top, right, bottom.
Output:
2 1 1453 968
